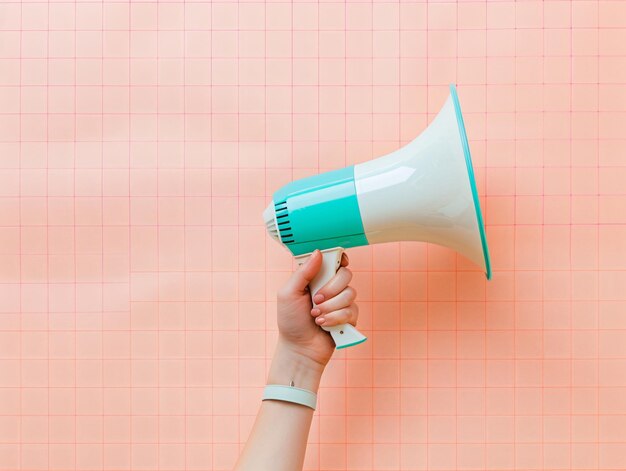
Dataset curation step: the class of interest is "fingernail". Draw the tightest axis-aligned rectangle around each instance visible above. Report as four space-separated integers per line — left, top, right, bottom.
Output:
313 294 324 304
311 308 320 316
316 317 325 325
307 249 320 265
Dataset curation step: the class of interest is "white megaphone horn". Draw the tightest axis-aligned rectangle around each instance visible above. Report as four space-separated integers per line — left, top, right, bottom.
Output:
264 84 491 349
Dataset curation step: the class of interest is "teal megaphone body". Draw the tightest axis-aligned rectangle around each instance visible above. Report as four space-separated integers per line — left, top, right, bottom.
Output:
263 84 491 349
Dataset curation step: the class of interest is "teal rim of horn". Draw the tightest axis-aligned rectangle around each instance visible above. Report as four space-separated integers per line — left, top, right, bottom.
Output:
449 83 492 280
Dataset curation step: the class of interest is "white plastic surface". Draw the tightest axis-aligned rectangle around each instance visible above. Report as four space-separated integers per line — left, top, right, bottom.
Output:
295 248 367 349
353 94 487 273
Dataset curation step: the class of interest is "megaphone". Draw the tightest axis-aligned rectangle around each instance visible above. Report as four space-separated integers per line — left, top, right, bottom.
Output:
263 84 491 349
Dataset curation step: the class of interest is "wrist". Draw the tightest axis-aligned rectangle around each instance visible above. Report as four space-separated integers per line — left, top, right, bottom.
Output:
267 337 325 393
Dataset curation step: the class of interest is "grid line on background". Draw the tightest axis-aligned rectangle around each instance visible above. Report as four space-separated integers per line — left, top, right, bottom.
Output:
0 1 625 470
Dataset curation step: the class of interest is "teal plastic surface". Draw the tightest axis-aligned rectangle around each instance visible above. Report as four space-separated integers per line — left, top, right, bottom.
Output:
336 337 368 349
449 84 492 280
273 166 369 256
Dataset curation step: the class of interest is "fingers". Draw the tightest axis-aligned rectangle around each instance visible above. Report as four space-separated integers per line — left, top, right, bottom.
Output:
278 250 350 302
340 252 349 267
279 249 323 297
314 303 359 327
312 266 353 304
312 286 356 316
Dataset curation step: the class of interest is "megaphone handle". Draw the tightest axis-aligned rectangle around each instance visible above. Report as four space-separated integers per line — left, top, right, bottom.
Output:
295 248 368 349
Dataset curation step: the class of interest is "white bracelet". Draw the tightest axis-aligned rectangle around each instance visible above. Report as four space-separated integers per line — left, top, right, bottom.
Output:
262 384 317 410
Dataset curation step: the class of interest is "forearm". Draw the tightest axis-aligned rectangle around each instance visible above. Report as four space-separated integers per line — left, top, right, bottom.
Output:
234 338 325 471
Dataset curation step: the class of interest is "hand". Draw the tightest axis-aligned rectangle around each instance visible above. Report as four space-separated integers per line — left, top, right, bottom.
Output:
275 249 359 369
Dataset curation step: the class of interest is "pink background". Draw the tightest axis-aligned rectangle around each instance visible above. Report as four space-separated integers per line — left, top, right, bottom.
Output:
1 1 626 470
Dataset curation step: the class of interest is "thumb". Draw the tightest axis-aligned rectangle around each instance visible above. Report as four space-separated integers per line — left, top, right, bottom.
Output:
286 249 323 294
